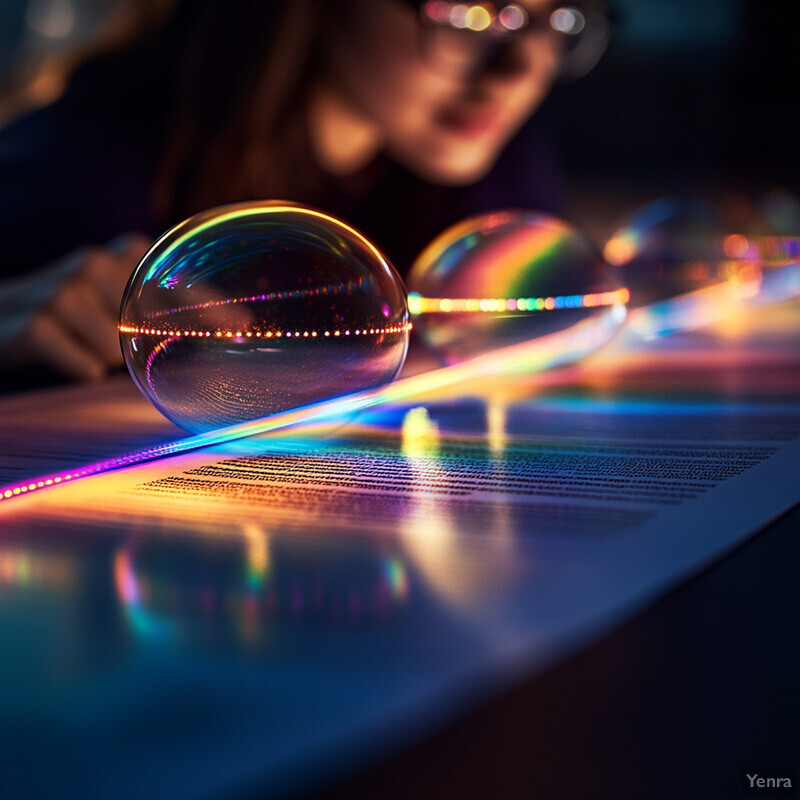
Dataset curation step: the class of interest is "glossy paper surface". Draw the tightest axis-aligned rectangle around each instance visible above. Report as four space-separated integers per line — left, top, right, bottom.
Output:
2 299 800 799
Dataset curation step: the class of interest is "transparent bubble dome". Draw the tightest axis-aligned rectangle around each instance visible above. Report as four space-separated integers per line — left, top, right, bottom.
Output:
120 202 409 433
602 198 726 307
407 210 628 366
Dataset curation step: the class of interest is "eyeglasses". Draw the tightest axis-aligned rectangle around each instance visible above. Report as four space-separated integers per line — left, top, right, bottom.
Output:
407 0 614 80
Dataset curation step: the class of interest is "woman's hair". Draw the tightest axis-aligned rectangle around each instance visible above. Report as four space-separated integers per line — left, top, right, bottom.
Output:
65 0 328 225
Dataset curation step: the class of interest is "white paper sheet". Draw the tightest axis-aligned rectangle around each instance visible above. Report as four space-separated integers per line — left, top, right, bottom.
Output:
0 301 799 799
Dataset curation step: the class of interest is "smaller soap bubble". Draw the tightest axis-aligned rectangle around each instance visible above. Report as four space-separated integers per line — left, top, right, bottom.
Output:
604 198 800 328
120 201 409 433
407 210 628 366
603 198 731 307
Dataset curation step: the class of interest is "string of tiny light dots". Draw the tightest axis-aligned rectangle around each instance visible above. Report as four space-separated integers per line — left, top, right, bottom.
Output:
407 287 630 315
119 288 629 341
119 323 413 339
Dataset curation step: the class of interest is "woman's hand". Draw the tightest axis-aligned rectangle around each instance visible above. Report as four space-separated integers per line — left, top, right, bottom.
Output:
0 234 152 381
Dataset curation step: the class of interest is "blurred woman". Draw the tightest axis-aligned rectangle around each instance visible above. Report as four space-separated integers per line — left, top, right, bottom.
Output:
0 0 611 382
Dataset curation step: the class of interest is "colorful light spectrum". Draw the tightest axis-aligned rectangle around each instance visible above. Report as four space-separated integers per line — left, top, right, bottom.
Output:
0 308 625 505
408 288 629 315
407 209 628 364
19 198 800 508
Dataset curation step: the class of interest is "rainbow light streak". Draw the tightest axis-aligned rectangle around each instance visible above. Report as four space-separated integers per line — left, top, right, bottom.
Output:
408 287 629 316
243 525 270 590
384 558 409 600
413 213 568 299
0 307 624 505
113 548 176 639
140 276 373 320
471 221 563 297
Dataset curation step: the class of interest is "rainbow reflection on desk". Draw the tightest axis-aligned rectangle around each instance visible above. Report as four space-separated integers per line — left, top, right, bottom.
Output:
0 293 800 800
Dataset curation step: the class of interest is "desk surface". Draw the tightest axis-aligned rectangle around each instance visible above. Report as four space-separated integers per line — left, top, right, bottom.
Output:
0 295 798 799
321 500 800 800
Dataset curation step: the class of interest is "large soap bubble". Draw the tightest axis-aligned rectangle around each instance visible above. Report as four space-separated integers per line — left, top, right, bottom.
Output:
407 210 628 366
120 202 410 433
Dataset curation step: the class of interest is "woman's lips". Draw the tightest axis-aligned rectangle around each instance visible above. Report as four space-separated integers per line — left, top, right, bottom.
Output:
436 105 504 138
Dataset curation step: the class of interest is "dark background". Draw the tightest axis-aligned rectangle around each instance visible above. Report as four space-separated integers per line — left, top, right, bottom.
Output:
2 0 798 237
547 0 800 236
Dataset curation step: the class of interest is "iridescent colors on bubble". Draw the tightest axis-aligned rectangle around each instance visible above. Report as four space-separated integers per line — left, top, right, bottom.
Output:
407 209 628 365
1 209 626 505
603 199 736 307
119 202 410 432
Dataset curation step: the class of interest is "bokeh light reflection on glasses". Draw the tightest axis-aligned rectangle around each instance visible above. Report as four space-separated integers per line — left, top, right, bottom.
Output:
416 0 613 79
